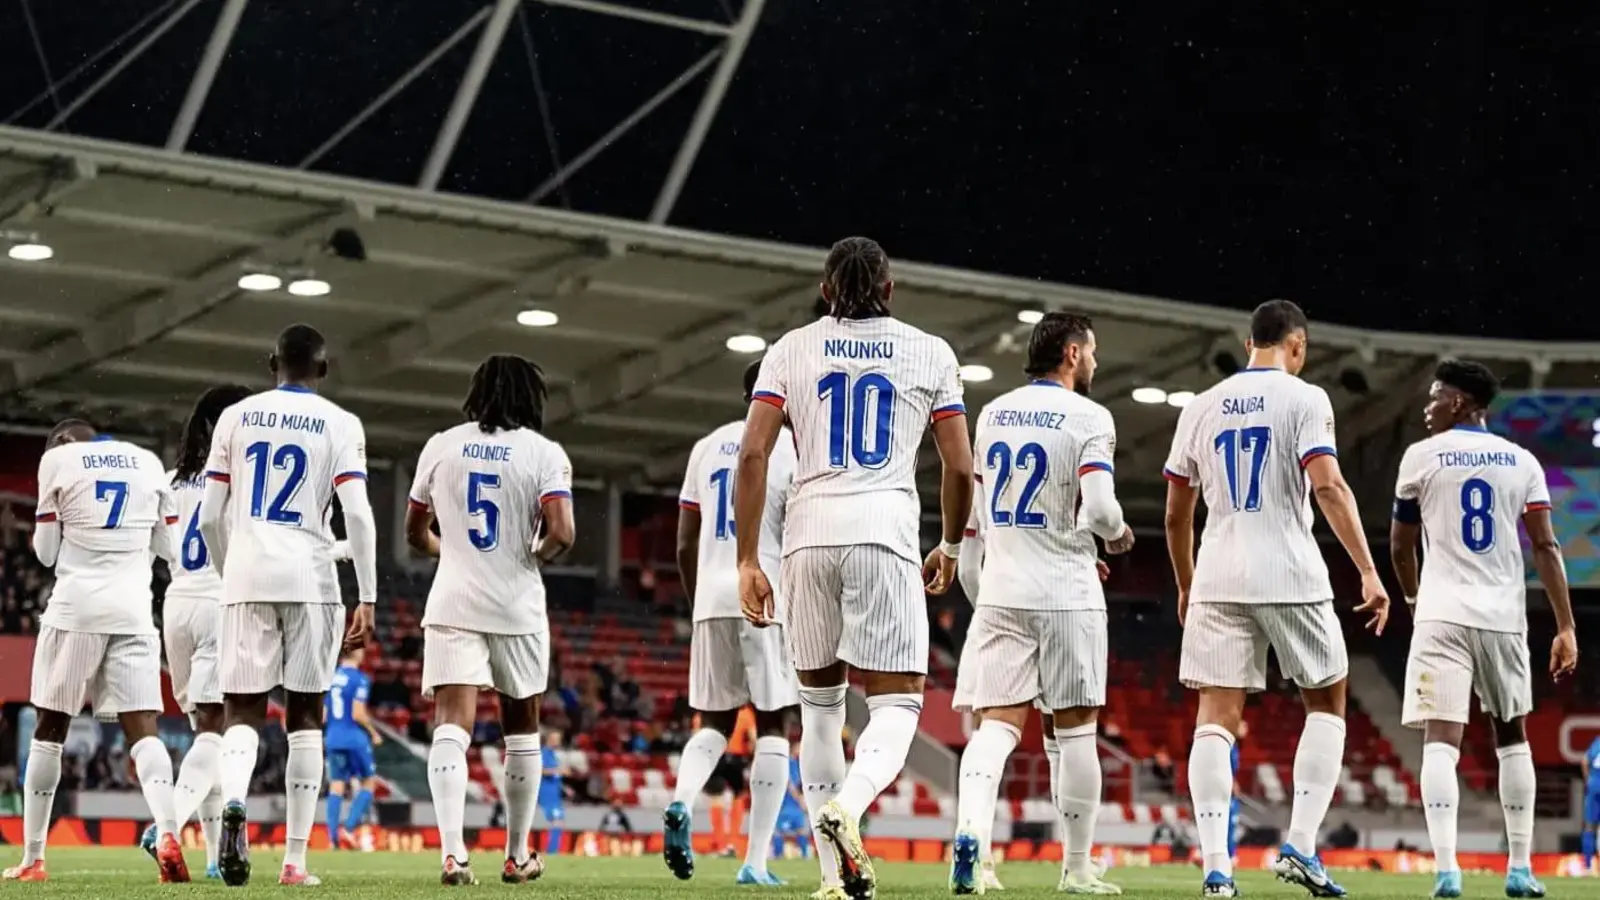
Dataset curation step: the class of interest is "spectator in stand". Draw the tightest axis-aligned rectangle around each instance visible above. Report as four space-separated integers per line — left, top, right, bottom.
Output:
931 606 961 657
1102 719 1128 753
370 671 410 712
598 794 632 835
1150 749 1176 794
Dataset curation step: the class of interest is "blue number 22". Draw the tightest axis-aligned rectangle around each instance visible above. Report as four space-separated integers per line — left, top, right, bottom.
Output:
467 472 501 551
818 372 895 469
1213 426 1272 511
244 441 307 524
1459 477 1495 554
94 480 128 529
986 442 1049 528
709 467 736 540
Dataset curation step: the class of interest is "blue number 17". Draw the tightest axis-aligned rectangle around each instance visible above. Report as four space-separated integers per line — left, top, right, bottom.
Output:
1213 426 1271 511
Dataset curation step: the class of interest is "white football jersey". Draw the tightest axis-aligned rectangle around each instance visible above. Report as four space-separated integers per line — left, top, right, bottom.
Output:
752 316 964 562
1163 368 1335 605
34 437 174 635
408 421 573 635
203 385 367 606
974 381 1115 611
164 470 221 601
679 420 797 622
1394 425 1550 633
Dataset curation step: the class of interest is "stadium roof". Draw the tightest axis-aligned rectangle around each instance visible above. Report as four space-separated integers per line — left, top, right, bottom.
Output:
2 126 1598 517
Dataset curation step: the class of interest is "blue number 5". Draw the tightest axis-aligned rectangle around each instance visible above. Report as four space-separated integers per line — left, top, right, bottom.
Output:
818 372 896 469
181 505 208 570
1459 477 1495 553
467 472 501 550
709 467 736 540
94 480 128 529
985 441 1049 529
1213 426 1272 511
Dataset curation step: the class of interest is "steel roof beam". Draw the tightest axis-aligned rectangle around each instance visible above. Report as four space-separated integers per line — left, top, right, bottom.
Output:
419 0 520 191
166 0 249 152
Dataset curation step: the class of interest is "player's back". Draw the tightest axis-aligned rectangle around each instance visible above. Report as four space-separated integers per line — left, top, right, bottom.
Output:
757 315 963 560
325 664 370 748
973 381 1111 607
1400 426 1545 632
36 437 170 634
165 470 221 598
415 421 571 634
1168 368 1334 604
682 419 796 621
208 386 364 605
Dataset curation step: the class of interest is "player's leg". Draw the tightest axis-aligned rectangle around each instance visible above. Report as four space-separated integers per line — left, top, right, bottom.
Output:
276 603 344 884
489 627 552 885
104 633 188 883
783 547 852 898
739 620 801 885
326 760 349 848
215 601 283 886
343 769 377 845
1473 630 1541 897
667 618 744 877
1401 621 1472 896
1048 610 1117 894
1262 602 1350 896
1177 602 1261 895
423 625 491 884
949 606 1036 895
4 626 98 881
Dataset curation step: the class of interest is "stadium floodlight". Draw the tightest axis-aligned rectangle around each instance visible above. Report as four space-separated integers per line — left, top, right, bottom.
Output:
1016 310 1044 325
7 242 53 262
725 333 767 354
1166 390 1196 408
237 272 282 292
516 309 559 328
286 277 331 297
958 364 994 383
1131 387 1167 404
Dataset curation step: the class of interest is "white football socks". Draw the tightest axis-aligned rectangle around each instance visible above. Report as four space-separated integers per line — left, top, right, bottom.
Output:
21 741 62 866
1041 726 1068 877
503 733 542 862
671 728 730 809
1497 743 1536 870
200 785 224 868
1286 712 1345 855
835 693 923 820
798 683 849 888
1056 723 1102 880
130 736 179 838
429 724 471 866
283 730 323 869
745 736 791 875
1420 742 1461 872
1189 724 1235 877
218 724 260 804
173 731 222 828
956 719 1021 856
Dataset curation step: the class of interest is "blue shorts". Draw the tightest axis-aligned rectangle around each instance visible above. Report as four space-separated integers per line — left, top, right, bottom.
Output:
540 801 565 822
327 745 376 782
1585 791 1600 826
775 808 809 835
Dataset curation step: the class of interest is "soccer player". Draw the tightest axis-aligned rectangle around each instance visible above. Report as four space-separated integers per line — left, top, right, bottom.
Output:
539 730 567 856
5 420 188 883
1390 359 1578 899
956 472 1111 893
664 358 800 886
404 354 575 886
951 313 1131 896
1162 299 1389 899
326 646 382 849
735 236 974 900
773 739 813 861
139 384 253 879
1584 736 1600 875
198 324 380 887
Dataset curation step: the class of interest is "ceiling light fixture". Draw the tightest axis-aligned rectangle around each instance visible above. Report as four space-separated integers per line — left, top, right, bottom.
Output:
1016 310 1044 325
1131 387 1168 405
286 277 330 297
7 242 53 262
725 334 767 354
237 272 282 292
516 309 559 328
1166 390 1196 408
958 364 994 383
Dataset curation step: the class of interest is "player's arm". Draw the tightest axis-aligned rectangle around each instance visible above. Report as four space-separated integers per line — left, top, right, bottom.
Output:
1161 405 1200 598
535 445 576 565
1389 447 1424 604
676 440 706 604
150 482 179 563
403 503 440 557
1299 389 1389 631
334 463 379 606
198 413 236 576
31 452 61 567
735 400 783 569
352 679 382 744
1079 412 1130 550
955 476 983 603
1523 462 1577 678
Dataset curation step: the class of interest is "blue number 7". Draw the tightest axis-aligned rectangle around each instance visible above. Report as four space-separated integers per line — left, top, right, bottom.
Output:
1213 426 1271 511
95 480 129 529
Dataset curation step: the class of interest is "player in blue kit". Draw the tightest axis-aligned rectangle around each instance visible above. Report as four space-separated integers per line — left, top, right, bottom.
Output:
539 731 567 856
325 647 382 849
773 741 812 861
1584 736 1600 874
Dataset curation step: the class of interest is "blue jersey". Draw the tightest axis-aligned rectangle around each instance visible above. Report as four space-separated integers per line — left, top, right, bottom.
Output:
325 666 372 751
1231 742 1240 775
1587 739 1600 793
539 746 563 808
781 757 805 815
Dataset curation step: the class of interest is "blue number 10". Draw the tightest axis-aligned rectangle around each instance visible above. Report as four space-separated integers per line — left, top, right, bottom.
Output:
818 371 896 469
1213 426 1272 511
709 467 736 540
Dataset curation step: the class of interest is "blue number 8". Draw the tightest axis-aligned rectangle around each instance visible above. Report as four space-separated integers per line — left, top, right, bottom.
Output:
818 372 895 469
181 505 208 571
467 472 501 551
1459 477 1494 553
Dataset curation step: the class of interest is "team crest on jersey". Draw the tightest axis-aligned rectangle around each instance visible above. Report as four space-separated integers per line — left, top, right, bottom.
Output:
1324 415 1335 437
1108 434 1117 456
356 443 366 461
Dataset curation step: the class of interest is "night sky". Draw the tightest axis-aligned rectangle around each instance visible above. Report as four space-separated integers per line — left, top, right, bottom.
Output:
2 1 1596 340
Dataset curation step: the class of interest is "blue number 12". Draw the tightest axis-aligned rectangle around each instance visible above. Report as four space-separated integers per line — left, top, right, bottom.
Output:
1213 426 1271 511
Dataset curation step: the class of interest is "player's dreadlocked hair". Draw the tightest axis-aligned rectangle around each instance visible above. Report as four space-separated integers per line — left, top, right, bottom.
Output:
822 237 892 320
1434 358 1500 411
463 354 549 434
175 385 253 483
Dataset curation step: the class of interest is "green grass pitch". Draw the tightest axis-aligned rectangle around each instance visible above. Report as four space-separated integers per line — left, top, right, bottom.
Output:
11 848 1597 899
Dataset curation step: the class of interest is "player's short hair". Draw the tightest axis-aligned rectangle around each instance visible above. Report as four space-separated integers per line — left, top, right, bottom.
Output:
46 418 94 449
823 237 891 320
463 354 549 434
743 359 762 403
175 384 253 483
274 323 328 380
1024 312 1094 377
1249 299 1309 347
1434 358 1500 410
